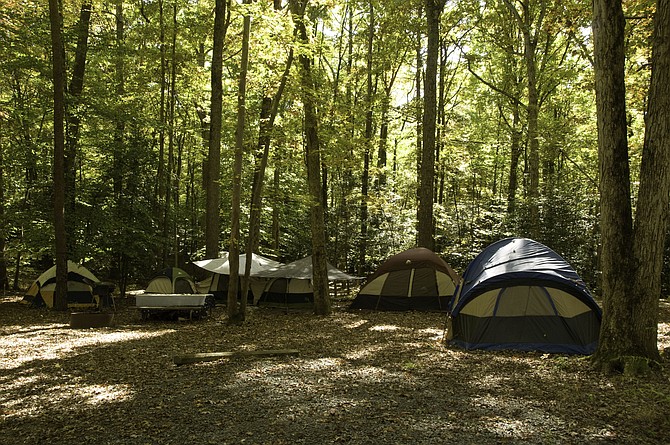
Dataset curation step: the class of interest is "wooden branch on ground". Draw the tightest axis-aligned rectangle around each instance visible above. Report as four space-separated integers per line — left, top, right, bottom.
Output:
173 349 300 366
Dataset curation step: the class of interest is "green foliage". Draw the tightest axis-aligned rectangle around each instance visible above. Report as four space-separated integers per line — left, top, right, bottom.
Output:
0 0 658 293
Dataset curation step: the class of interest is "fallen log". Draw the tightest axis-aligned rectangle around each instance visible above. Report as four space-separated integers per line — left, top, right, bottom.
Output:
173 349 300 366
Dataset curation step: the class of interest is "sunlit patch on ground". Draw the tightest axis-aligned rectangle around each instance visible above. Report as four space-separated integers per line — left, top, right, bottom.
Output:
2 377 133 418
658 322 670 350
417 327 445 341
369 324 401 332
80 383 133 406
0 328 176 370
343 344 385 360
342 319 369 329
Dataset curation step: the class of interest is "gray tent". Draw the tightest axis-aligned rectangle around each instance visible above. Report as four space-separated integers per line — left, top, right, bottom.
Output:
193 253 283 302
255 256 360 309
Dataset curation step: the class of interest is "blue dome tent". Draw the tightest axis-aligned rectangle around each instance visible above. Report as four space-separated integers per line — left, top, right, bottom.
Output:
446 238 602 354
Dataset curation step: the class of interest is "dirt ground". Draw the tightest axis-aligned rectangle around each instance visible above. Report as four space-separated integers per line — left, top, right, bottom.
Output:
1 293 670 445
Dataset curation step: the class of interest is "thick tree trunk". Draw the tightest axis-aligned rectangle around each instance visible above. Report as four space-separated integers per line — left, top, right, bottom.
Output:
205 0 227 259
591 0 637 369
417 0 444 250
629 0 670 362
48 0 68 311
290 0 330 316
594 0 670 368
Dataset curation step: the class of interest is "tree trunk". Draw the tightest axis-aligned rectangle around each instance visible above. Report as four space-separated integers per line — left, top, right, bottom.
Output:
502 0 543 239
157 0 166 242
593 0 634 366
593 0 670 370
290 0 330 316
415 20 422 234
417 0 444 250
272 164 280 256
48 0 68 311
629 0 670 361
507 106 522 214
205 0 227 259
64 3 91 259
0 144 8 290
228 0 251 324
113 0 125 198
591 0 639 368
242 49 294 299
359 1 373 276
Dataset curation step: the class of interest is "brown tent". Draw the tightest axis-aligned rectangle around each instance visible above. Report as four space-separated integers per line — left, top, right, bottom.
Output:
349 247 460 311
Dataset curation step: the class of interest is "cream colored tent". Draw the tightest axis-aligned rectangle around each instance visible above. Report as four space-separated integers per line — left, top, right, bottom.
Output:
24 260 99 308
146 267 197 294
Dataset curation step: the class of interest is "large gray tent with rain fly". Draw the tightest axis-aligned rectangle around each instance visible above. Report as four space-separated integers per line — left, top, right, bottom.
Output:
255 256 360 309
446 237 602 354
193 253 283 302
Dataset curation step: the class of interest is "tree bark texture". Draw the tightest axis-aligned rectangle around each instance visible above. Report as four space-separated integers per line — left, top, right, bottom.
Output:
359 1 373 276
592 0 637 366
48 0 68 310
205 0 227 259
290 0 331 316
629 0 670 361
417 0 444 250
228 0 251 323
64 3 91 259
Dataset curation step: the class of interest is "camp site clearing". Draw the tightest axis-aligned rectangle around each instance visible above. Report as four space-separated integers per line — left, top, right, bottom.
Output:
1 294 670 444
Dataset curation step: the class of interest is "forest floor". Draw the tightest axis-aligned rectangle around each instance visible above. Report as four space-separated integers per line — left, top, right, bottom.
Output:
1 293 670 445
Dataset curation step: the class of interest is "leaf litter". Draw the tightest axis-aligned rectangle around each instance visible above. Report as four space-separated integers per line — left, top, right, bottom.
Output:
1 295 670 444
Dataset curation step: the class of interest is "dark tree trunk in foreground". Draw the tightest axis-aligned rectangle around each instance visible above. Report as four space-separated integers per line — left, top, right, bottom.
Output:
593 0 670 372
49 0 68 311
205 0 227 259
290 0 331 316
629 0 670 361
